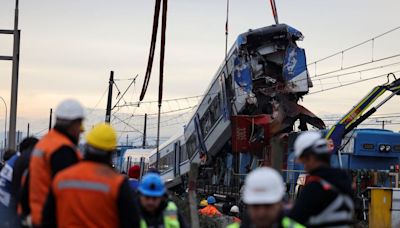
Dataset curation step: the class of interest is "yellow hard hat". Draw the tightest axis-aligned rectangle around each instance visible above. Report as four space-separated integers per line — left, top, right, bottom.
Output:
85 123 117 151
199 199 208 207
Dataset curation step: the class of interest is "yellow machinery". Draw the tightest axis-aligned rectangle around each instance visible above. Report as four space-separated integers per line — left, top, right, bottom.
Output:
369 187 400 227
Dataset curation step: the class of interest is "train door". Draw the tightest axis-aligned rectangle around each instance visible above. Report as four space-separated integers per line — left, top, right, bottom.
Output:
174 141 181 176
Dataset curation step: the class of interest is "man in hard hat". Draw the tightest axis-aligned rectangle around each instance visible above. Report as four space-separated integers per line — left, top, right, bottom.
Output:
199 196 222 217
42 123 141 227
198 199 208 210
227 167 304 228
29 99 85 226
288 131 354 227
230 205 241 223
138 173 187 228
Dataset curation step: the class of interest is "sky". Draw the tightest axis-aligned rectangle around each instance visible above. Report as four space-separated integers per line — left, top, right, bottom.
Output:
0 0 400 145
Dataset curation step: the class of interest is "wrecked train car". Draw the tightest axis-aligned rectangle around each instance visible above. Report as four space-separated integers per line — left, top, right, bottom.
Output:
153 24 325 192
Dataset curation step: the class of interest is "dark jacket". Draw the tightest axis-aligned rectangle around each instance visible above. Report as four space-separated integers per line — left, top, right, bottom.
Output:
288 166 353 227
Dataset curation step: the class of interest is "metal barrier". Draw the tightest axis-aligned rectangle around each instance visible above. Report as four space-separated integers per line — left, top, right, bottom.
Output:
281 169 306 200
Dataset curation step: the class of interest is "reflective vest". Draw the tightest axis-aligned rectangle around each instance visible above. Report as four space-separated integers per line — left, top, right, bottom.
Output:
226 216 305 228
52 161 125 228
140 201 180 228
199 205 222 217
0 153 19 207
305 176 354 227
29 129 82 225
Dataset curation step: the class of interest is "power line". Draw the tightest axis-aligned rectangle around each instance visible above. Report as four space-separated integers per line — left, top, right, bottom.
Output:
309 71 400 95
308 26 400 65
311 53 400 79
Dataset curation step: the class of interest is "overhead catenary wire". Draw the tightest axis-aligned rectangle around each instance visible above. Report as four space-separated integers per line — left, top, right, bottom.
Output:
308 26 400 66
308 70 400 95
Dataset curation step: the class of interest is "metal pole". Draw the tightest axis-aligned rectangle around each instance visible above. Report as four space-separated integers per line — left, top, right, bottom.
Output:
156 104 161 170
27 123 29 137
8 0 20 150
49 108 53 130
142 113 147 148
0 96 7 150
105 71 114 123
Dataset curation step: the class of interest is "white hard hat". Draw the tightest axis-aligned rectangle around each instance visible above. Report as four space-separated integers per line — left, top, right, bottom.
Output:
230 205 239 213
242 167 285 205
293 131 329 158
55 99 85 120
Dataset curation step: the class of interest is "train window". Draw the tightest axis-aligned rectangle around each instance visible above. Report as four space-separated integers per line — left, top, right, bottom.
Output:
200 94 222 136
186 134 198 159
394 145 400 152
362 144 375 150
181 145 188 162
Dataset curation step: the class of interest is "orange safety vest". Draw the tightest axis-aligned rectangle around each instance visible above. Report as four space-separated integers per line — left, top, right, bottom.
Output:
52 161 125 228
199 205 222 217
29 129 82 226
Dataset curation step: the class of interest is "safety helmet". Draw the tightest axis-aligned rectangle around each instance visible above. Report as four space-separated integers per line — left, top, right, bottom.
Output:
138 173 166 197
294 131 330 158
243 167 285 205
230 205 239 213
55 99 85 120
207 196 216 204
199 199 208 207
86 123 117 151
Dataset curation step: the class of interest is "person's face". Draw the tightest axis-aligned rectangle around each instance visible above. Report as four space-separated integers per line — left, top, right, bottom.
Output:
298 155 318 172
70 120 83 141
140 195 162 213
247 203 282 228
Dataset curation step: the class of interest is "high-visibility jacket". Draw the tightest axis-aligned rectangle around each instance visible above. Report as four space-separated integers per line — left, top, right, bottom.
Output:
226 216 305 228
52 161 125 228
29 129 81 225
140 201 180 228
199 205 222 217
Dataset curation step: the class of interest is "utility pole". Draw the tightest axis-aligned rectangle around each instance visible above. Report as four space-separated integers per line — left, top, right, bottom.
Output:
126 134 129 146
376 120 391 130
49 108 53 130
105 71 114 123
142 113 147 148
27 123 29 137
16 130 20 146
0 0 21 150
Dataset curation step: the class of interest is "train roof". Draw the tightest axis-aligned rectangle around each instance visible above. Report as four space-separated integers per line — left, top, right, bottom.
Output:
149 133 184 157
123 148 153 158
352 128 399 135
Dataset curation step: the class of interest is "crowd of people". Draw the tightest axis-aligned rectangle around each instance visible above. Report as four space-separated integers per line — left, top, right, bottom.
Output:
0 98 355 228
198 131 355 228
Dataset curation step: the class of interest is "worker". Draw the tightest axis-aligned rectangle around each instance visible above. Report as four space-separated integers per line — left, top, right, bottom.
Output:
0 149 19 227
128 165 141 190
42 123 141 227
227 167 304 228
199 196 222 217
230 205 241 223
199 199 208 210
138 172 187 228
11 137 38 226
288 131 354 227
29 99 85 226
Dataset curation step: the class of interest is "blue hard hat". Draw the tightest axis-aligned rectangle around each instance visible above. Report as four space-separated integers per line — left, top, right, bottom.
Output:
207 196 216 204
138 173 166 197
